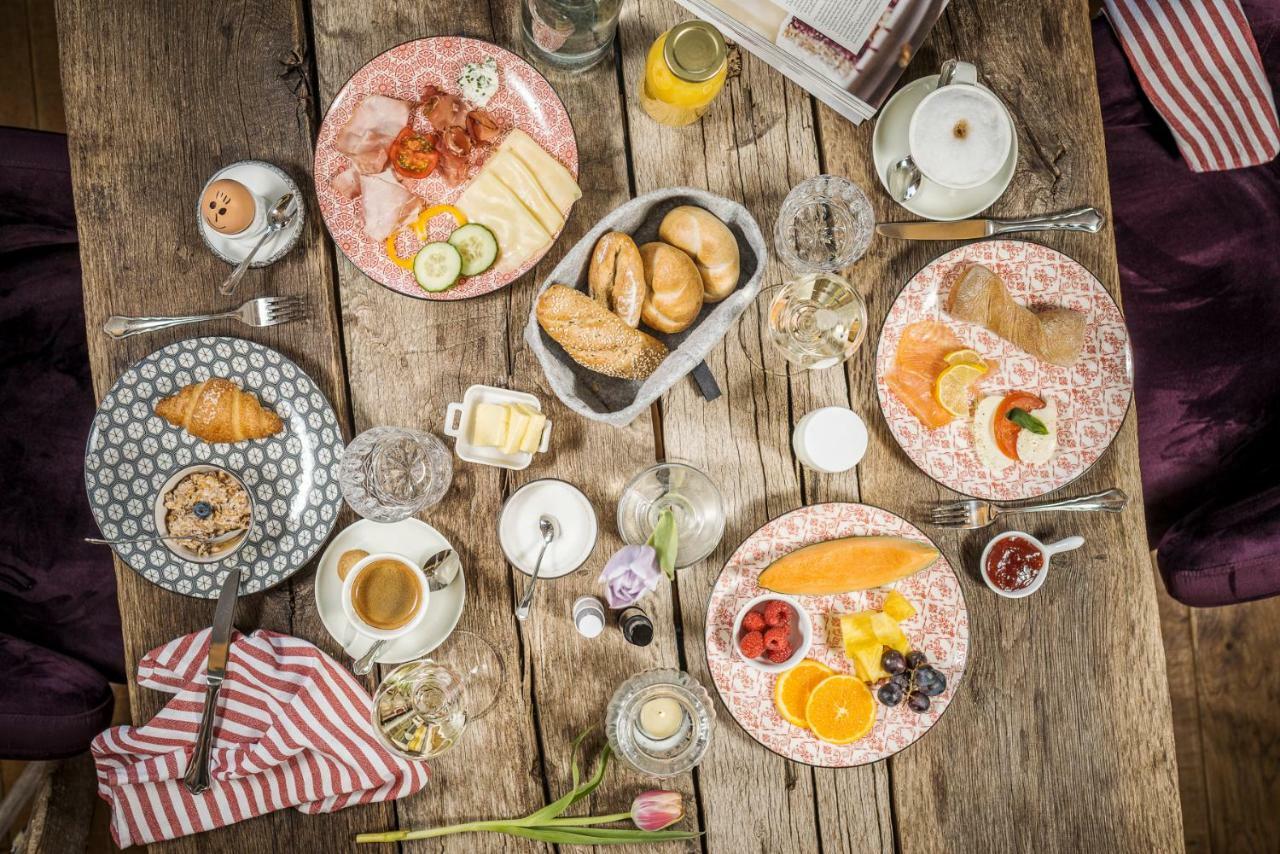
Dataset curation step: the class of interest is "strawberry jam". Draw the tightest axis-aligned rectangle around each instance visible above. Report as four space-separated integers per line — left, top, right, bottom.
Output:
985 535 1044 591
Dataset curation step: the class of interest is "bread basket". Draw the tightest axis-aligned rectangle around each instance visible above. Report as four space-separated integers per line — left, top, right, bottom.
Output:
524 187 767 427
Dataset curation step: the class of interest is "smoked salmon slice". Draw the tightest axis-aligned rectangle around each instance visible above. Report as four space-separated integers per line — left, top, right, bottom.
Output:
886 321 965 429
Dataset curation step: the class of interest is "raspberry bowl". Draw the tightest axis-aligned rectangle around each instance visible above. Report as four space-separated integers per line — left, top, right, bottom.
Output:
731 593 812 673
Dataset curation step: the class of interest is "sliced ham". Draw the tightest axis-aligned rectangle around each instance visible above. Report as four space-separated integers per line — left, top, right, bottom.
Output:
358 170 424 241
466 109 502 145
330 165 361 201
335 95 412 174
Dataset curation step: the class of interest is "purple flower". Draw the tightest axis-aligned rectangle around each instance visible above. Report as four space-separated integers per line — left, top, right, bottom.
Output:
631 789 684 831
599 545 662 608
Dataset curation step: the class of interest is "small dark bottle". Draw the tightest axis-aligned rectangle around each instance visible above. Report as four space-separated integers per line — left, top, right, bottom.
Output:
618 606 654 646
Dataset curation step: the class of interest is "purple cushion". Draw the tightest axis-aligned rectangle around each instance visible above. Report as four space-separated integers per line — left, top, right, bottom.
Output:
0 633 113 760
0 127 124 682
1094 6 1280 605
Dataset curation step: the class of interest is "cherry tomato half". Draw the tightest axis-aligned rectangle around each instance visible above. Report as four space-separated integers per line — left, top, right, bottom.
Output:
389 127 438 180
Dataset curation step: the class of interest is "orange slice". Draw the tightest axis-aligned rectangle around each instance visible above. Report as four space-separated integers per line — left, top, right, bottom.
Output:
804 675 877 745
773 659 835 728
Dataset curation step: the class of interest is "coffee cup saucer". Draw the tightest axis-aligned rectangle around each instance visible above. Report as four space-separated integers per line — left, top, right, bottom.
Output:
873 75 1018 221
314 517 466 666
196 160 305 267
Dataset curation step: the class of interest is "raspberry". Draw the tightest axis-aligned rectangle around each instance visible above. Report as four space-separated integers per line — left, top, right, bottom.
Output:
763 600 793 628
767 645 793 663
763 626 790 651
741 610 766 632
738 630 765 658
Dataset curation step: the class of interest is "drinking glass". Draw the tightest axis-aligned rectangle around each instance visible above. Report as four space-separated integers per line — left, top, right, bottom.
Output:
521 0 621 70
370 631 504 761
617 462 725 569
764 273 867 371
774 175 874 272
338 426 452 523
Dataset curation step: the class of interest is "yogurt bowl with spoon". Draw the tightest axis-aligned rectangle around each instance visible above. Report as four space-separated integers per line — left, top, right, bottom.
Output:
980 530 1084 598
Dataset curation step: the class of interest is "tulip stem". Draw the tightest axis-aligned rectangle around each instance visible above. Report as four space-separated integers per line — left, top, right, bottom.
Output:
547 812 633 826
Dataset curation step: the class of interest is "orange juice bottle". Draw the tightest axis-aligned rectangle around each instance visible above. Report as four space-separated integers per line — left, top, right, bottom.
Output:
639 21 728 127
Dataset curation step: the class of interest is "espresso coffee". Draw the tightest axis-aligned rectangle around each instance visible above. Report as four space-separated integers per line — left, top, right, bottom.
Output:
351 559 422 630
909 85 1012 189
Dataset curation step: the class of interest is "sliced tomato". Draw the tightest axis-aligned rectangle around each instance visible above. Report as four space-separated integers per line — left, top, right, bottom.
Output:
388 127 438 179
994 391 1046 461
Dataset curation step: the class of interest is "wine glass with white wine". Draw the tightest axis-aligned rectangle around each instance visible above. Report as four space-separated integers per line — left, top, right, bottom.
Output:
765 272 867 370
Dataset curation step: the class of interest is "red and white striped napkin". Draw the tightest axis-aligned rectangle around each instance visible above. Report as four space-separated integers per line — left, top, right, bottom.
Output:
91 629 429 848
1105 0 1280 171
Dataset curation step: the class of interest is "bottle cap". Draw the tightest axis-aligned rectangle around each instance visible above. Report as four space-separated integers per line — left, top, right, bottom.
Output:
620 607 654 646
664 21 727 83
792 407 868 473
573 595 605 639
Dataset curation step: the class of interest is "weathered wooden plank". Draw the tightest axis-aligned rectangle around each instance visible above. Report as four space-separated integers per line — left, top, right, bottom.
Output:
817 1 1184 851
617 1 897 851
55 0 389 850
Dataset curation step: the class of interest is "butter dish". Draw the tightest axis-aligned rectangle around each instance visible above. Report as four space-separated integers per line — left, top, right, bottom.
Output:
443 384 552 470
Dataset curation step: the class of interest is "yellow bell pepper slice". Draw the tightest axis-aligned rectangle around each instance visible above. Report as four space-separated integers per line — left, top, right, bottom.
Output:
412 204 466 239
384 232 415 270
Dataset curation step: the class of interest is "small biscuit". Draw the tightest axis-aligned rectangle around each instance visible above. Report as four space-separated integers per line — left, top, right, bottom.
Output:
337 549 369 580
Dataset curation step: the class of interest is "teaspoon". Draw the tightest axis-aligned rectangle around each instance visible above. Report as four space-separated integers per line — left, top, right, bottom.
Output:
514 516 556 621
219 193 296 296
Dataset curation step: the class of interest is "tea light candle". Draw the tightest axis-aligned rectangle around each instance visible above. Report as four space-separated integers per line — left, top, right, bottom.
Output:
639 697 684 740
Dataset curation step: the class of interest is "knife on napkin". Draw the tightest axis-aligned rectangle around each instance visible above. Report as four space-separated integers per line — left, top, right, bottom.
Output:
182 567 240 794
876 206 1104 240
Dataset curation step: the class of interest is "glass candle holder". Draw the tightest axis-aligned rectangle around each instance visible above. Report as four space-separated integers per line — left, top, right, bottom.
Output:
606 669 715 777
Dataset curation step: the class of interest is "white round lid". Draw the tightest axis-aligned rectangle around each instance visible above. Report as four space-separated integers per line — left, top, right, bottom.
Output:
793 407 868 473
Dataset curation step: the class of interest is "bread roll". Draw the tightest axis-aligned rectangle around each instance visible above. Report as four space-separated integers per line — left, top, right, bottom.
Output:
588 232 647 327
657 205 740 302
536 285 669 381
639 242 703 334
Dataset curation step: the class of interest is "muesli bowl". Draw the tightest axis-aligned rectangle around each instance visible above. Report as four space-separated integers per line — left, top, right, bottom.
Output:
525 186 767 427
152 464 255 564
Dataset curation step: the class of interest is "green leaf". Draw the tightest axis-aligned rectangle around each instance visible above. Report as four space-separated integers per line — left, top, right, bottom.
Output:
646 508 679 579
1006 407 1049 435
498 826 702 845
527 730 603 824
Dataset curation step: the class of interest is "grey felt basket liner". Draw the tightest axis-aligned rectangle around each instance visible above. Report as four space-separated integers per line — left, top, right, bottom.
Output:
524 187 767 427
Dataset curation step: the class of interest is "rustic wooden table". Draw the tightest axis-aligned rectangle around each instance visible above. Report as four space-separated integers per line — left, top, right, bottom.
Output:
55 0 1185 851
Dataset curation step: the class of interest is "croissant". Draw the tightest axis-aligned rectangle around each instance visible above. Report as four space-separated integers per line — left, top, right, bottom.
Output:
155 378 284 443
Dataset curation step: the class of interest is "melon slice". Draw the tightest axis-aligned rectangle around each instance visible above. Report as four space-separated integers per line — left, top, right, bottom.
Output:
758 536 940 595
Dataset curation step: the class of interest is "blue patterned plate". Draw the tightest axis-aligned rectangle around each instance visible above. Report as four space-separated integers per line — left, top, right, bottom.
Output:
84 336 344 598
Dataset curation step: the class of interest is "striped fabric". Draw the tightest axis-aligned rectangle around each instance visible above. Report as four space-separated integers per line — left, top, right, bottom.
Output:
1105 0 1280 171
91 629 430 848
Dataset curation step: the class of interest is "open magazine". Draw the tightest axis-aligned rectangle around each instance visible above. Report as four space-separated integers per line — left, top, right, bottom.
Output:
671 0 950 124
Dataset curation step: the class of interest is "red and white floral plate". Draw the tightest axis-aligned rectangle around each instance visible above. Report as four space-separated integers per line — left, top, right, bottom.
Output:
705 503 969 768
314 37 578 300
875 239 1133 500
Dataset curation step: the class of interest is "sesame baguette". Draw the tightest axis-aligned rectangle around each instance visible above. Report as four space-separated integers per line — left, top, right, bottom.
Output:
536 284 668 381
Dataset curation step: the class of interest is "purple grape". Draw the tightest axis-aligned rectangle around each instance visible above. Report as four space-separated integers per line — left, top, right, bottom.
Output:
881 649 907 675
906 691 931 713
890 672 911 691
877 682 905 707
905 650 929 670
916 666 946 697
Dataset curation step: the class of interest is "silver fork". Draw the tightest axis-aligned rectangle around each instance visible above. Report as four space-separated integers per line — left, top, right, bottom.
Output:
926 488 1128 529
103 296 306 339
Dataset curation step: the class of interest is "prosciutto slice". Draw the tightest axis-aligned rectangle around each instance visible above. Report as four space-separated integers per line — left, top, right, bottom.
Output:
335 95 412 174
358 170 424 241
330 165 361 201
422 86 468 131
466 109 502 145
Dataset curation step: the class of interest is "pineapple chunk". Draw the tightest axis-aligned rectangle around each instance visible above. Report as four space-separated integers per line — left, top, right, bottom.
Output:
882 590 917 623
869 612 910 656
850 640 887 682
838 613 875 660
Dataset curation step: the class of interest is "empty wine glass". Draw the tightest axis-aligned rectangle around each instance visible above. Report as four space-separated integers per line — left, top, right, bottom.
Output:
617 462 725 569
774 175 874 272
339 426 452 522
370 631 505 761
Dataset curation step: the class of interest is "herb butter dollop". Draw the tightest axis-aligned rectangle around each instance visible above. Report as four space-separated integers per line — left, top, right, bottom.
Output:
458 56 499 108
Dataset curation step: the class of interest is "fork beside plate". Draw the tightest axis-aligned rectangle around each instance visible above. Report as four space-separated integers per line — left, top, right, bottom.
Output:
925 488 1128 529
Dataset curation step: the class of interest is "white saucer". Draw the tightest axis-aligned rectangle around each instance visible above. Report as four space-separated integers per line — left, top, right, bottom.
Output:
314 517 466 665
197 160 305 267
873 75 1018 221
499 479 598 578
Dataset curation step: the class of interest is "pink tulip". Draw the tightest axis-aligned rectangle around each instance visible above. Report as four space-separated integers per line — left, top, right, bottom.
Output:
631 789 684 831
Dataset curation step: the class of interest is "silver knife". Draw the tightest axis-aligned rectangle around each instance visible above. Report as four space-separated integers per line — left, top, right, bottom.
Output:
876 206 1104 240
182 567 240 794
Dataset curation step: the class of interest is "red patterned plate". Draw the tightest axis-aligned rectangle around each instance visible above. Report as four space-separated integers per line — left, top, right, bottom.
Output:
314 37 578 300
705 503 969 768
875 239 1133 500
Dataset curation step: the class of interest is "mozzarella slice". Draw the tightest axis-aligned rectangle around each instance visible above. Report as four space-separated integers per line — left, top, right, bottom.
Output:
971 395 1014 473
1016 401 1058 465
499 129 581 215
487 148 565 236
455 170 553 273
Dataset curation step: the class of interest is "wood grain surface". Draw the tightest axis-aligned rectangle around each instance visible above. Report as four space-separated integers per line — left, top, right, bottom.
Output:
53 0 1188 850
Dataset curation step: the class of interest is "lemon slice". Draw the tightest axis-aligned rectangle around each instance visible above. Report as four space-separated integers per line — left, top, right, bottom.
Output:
934 363 984 417
944 348 987 369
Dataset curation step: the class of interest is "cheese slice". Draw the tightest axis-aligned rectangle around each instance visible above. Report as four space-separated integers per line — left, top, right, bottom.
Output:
456 170 553 273
502 406 532 455
487 149 565 236
499 129 582 215
515 403 546 454
471 402 509 448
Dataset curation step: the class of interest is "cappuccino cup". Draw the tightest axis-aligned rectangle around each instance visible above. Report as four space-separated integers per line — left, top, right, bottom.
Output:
340 552 429 652
908 60 1013 190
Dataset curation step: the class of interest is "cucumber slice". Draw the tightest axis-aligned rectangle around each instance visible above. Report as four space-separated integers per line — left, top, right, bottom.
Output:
447 223 499 276
413 242 462 292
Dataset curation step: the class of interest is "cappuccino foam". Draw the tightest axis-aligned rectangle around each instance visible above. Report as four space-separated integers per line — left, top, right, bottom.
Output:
910 87 1011 189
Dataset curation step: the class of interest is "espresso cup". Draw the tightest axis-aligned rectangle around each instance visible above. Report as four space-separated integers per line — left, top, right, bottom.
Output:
340 552 430 653
907 60 1014 191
